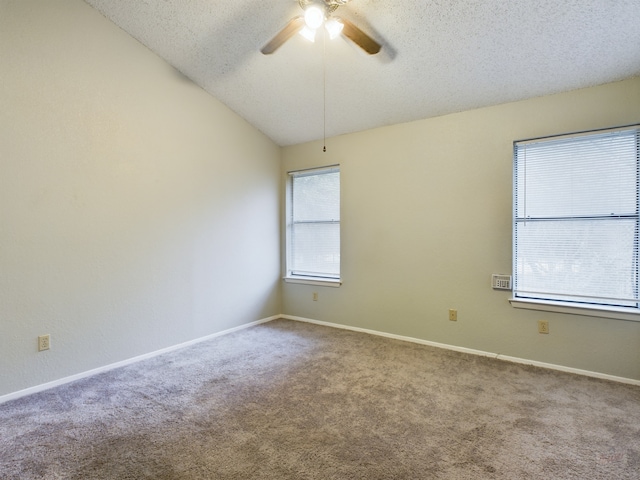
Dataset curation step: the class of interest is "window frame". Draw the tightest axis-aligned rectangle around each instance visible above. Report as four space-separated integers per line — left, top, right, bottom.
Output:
510 125 640 321
284 165 341 287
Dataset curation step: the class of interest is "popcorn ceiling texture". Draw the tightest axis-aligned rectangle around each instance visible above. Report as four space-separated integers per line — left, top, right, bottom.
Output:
84 0 640 146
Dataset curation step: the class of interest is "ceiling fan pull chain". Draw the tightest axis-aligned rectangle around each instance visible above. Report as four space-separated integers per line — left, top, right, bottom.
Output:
323 27 327 153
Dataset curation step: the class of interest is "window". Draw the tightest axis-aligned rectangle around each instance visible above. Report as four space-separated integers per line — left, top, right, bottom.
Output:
286 166 340 284
513 125 640 315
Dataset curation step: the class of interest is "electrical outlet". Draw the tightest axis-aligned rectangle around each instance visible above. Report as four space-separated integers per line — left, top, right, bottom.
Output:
38 334 51 351
312 292 318 301
449 309 457 321
538 320 549 334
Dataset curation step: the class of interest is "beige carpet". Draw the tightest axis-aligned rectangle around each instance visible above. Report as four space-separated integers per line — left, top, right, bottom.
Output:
1 319 639 479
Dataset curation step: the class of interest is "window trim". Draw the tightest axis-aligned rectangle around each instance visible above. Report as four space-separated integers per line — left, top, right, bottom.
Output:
509 297 640 322
285 165 341 286
511 124 640 320
283 276 342 287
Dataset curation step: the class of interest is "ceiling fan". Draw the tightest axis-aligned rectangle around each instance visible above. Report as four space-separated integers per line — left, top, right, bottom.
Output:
261 0 381 55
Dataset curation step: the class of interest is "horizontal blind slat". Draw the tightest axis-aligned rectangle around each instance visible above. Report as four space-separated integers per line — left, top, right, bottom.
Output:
290 168 341 278
514 126 639 310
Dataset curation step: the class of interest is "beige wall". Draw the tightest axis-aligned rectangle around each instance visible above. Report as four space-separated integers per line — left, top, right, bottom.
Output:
0 0 281 397
2 1 638 400
282 77 640 381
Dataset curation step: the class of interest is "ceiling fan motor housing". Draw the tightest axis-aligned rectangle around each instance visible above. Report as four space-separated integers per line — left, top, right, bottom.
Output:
298 0 349 14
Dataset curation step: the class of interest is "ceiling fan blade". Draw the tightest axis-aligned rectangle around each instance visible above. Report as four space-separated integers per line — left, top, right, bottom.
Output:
261 16 306 55
339 17 381 55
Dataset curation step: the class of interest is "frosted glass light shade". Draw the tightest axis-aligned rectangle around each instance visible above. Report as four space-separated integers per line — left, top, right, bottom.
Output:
325 18 343 39
299 26 316 42
304 5 324 29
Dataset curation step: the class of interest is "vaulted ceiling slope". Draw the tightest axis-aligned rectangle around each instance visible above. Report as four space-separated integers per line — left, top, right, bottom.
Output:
85 0 640 146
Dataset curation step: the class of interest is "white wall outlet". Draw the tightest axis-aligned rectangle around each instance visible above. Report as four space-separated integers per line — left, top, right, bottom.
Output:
312 292 318 301
538 320 549 334
449 309 457 321
38 334 51 351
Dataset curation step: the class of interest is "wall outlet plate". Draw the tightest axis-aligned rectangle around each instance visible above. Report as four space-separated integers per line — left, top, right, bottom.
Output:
538 321 549 334
38 334 51 351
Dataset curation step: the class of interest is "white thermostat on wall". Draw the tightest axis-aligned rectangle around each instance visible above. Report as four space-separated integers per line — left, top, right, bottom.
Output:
491 274 512 290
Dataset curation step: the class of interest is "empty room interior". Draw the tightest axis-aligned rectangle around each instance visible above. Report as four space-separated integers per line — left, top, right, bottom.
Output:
2 0 640 478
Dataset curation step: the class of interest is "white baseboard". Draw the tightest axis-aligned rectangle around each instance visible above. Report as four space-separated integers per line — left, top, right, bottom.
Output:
0 315 278 405
3 312 637 405
281 314 640 387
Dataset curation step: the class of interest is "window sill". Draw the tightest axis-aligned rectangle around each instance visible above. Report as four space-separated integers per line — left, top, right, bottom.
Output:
509 298 640 322
284 276 342 287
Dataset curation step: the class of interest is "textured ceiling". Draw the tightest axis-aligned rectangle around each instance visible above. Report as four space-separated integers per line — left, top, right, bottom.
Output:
84 0 640 146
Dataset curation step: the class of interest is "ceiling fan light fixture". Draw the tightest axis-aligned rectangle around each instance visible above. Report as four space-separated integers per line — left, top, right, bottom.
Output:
304 5 325 29
325 18 343 39
299 25 317 42
262 0 381 55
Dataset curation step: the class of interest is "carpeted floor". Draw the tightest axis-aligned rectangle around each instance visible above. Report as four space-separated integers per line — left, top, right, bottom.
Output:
1 319 639 479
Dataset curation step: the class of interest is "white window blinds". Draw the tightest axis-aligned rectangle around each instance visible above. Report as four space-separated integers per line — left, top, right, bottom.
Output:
288 166 340 279
513 125 640 310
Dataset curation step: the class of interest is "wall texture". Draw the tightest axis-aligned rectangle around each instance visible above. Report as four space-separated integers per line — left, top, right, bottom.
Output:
282 77 640 381
1 0 638 400
1 0 281 397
